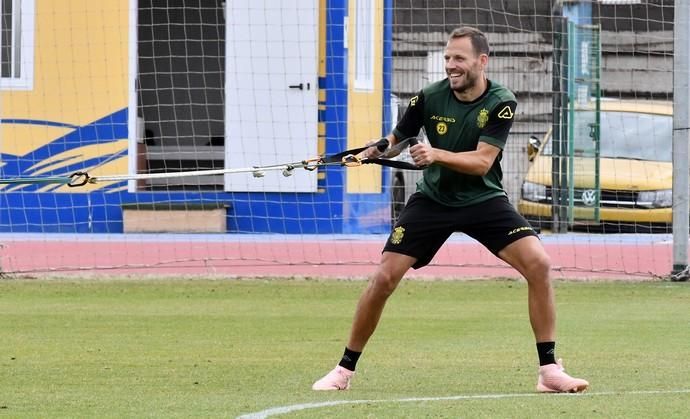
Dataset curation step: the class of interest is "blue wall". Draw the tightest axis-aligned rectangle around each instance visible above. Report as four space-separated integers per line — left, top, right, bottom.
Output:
0 1 394 234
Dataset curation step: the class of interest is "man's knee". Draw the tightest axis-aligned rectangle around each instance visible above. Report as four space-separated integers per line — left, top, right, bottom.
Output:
533 252 551 274
523 252 552 284
369 270 401 297
500 237 551 280
368 252 415 297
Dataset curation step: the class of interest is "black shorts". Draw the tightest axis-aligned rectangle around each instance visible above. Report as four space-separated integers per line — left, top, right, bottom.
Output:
383 193 538 269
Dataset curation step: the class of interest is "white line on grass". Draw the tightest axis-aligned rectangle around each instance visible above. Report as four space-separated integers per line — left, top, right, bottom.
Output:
236 389 690 419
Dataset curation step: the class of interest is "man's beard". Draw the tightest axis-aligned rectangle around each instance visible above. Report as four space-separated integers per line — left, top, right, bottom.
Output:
450 69 480 94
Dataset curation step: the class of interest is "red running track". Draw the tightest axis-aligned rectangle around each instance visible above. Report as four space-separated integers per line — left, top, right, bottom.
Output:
0 234 675 280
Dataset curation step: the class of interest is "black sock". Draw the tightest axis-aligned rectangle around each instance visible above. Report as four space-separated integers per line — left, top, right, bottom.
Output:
338 347 361 371
536 341 556 366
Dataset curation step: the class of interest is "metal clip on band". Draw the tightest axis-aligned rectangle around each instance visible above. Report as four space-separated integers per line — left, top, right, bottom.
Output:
68 171 90 187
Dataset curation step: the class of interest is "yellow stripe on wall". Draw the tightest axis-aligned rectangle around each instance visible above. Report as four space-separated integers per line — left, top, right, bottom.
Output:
29 140 128 176
1 0 128 155
346 0 384 194
319 0 327 77
0 125 73 156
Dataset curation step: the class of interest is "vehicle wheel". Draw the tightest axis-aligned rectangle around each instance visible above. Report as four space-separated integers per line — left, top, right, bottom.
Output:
391 174 406 226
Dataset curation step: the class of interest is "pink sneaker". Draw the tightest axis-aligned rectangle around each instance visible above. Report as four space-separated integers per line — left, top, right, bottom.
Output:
312 365 354 391
537 359 589 393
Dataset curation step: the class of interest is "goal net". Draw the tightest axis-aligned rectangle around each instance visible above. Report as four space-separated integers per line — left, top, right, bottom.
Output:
0 0 679 279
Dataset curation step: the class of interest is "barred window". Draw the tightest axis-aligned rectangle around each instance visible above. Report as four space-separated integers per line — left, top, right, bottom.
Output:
1 0 33 90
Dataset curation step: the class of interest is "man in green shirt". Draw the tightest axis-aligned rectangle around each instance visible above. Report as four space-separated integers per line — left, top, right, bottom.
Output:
313 26 589 393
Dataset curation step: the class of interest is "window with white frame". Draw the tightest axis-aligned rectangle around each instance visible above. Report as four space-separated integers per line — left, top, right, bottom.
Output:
1 0 34 90
354 0 375 91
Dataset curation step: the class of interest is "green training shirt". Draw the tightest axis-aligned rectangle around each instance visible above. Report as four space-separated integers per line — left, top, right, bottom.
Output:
392 79 517 207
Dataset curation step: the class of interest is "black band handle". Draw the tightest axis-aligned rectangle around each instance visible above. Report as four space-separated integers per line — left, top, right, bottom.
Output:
374 137 390 152
321 137 390 163
364 158 424 170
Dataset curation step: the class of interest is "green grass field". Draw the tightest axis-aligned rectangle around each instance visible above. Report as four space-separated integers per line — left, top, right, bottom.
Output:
1 278 689 418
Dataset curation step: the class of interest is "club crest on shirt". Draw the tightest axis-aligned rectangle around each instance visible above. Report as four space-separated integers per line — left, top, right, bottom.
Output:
390 226 405 245
410 96 419 106
477 108 489 128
